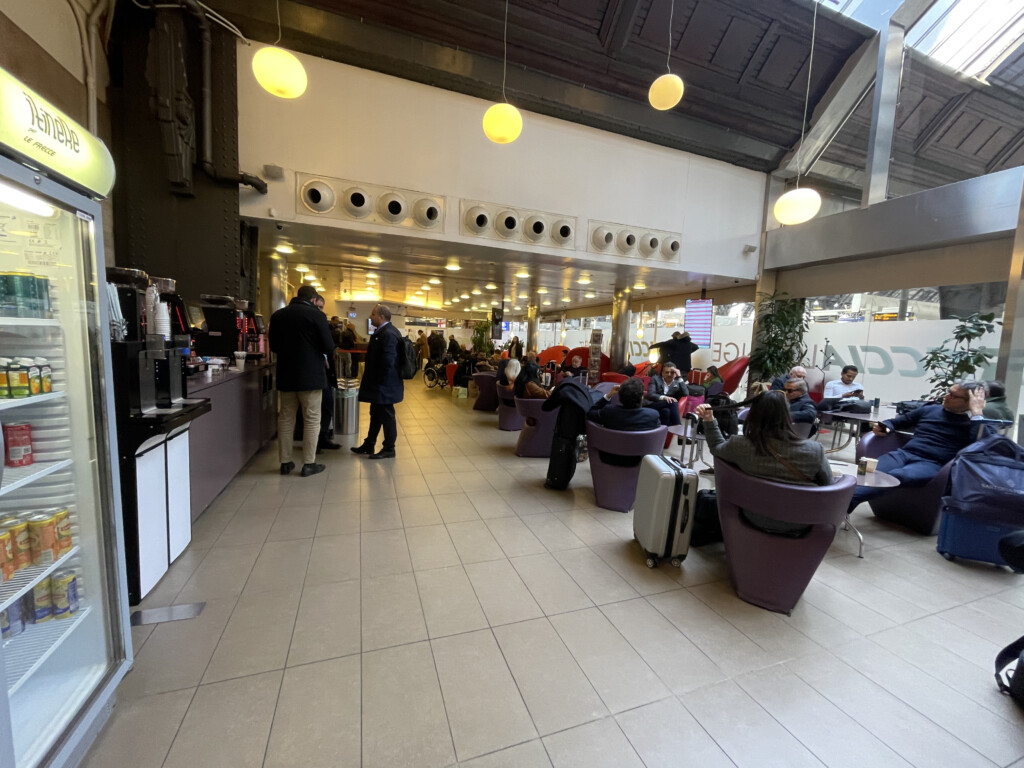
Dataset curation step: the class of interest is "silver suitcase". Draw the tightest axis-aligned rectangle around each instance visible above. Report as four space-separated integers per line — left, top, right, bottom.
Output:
633 455 698 568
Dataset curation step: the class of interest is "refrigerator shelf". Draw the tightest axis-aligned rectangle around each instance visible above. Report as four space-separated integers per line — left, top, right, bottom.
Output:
0 459 74 497
0 318 61 328
0 545 81 613
0 391 65 412
3 605 92 696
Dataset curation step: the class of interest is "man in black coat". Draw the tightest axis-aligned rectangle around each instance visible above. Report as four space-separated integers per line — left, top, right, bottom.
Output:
587 378 661 431
648 331 699 374
447 334 461 360
313 295 341 453
269 284 335 477
783 377 818 431
352 304 404 459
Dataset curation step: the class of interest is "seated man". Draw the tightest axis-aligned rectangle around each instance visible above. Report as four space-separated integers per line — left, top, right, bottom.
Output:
771 365 807 391
823 365 864 400
983 380 1014 422
783 378 818 430
587 377 660 431
644 362 688 427
849 381 991 511
561 354 587 377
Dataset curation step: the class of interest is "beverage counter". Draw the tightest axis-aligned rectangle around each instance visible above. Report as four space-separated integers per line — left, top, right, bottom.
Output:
187 361 275 519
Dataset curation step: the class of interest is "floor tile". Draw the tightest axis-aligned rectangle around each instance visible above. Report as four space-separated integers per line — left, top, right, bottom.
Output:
174 543 261 603
448 520 507 564
465 559 544 626
204 587 301 683
543 718 644 768
405 524 462 573
552 548 639 605
266 505 319 541
264 656 360 768
549 608 669 714
519 513 587 552
485 516 548 557
435 492 481 523
590 542 683 596
510 553 594 616
361 572 428 650
362 642 456 768
360 498 404 531
416 565 489 638
432 629 538 761
304 533 360 585
215 506 278 546
616 697 735 768
288 579 361 666
457 740 552 768
243 538 312 594
360 528 413 578
162 670 281 768
80 689 194 768
315 501 361 536
494 618 608 735
399 495 444 526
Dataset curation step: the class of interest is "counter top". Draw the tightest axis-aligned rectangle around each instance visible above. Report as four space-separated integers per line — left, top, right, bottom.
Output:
188 361 272 394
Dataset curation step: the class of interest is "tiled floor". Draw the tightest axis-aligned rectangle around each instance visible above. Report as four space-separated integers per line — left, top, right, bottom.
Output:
83 381 1024 767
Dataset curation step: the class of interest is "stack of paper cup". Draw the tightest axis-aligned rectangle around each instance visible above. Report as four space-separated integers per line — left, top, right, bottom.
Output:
153 301 171 341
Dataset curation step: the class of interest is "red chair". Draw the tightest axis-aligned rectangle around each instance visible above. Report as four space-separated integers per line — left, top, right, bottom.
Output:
566 347 611 375
539 346 569 366
445 363 457 389
716 356 749 396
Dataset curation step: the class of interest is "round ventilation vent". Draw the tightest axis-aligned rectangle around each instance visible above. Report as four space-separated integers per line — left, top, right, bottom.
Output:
551 220 573 246
301 180 336 213
616 230 637 254
661 238 681 258
465 206 490 234
413 198 441 228
591 227 613 251
377 192 407 224
343 186 372 218
524 215 546 242
639 233 659 256
496 210 520 238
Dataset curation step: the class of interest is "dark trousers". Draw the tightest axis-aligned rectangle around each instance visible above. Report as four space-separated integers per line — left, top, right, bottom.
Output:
849 449 943 510
364 403 397 451
319 386 334 445
645 399 681 427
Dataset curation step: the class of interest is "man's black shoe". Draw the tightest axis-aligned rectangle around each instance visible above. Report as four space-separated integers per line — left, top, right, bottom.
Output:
350 445 374 455
319 441 342 450
300 463 326 477
280 461 295 475
369 450 396 460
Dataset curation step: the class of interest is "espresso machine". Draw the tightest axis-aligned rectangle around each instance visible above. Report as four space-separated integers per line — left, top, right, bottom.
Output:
107 266 149 341
193 294 242 357
151 276 191 336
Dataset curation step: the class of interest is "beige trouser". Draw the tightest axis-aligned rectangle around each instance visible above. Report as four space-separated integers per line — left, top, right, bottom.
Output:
278 389 322 466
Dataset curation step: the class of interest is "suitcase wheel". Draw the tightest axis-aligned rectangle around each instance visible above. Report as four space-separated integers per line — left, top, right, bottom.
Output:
940 551 955 562
670 556 684 568
645 555 657 569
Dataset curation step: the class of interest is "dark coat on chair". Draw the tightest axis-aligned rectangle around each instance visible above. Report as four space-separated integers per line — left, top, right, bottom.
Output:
269 297 335 392
788 393 818 425
587 397 661 431
358 322 404 405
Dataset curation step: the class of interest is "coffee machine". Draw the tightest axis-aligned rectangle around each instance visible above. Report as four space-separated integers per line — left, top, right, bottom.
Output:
107 267 149 341
193 294 242 357
151 276 191 337
238 301 266 358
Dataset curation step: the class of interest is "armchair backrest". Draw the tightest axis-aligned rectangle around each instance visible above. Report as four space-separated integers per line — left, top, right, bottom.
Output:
585 421 668 512
715 460 855 527
586 422 667 458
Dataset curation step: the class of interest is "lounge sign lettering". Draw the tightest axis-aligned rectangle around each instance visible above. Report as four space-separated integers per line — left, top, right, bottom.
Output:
0 67 115 198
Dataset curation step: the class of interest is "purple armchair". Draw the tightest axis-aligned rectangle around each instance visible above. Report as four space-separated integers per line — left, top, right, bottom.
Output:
856 432 951 535
515 398 559 457
497 383 524 431
585 422 667 512
714 460 857 615
472 372 499 411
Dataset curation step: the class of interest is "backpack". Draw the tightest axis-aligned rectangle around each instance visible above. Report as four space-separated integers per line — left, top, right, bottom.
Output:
399 336 418 379
950 435 1024 512
995 633 1024 706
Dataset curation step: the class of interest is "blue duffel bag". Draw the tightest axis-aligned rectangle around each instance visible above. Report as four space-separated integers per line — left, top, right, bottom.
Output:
950 435 1024 511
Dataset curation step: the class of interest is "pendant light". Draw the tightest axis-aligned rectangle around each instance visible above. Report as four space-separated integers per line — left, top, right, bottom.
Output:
252 0 307 99
483 0 523 143
774 1 822 226
648 0 684 110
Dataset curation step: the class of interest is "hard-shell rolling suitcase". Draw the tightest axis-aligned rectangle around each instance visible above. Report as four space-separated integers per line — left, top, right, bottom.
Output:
633 454 697 568
936 497 1024 570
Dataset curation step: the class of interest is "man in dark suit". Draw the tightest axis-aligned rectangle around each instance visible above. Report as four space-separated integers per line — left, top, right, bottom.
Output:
447 334 461 360
587 377 661 431
783 377 818 431
352 304 404 459
269 284 335 477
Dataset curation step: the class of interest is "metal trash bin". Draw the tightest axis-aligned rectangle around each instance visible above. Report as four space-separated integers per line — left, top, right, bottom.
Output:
335 378 360 435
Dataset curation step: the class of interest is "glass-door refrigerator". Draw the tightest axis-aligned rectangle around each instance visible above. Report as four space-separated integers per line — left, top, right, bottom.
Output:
0 123 131 764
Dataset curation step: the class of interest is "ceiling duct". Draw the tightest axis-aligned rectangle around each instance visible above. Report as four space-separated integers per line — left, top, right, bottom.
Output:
300 179 336 213
343 186 372 218
465 205 490 234
551 220 573 246
639 233 659 256
591 226 613 250
413 198 441 228
377 192 407 224
496 210 520 238
524 215 546 242
616 229 637 254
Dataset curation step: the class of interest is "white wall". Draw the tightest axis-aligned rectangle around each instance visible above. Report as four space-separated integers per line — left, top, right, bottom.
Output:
237 44 765 280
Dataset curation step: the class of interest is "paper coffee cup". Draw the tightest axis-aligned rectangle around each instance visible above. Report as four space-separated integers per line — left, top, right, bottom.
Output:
865 457 878 473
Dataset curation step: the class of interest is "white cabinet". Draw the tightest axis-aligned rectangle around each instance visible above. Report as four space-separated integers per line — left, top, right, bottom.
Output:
134 437 169 599
165 428 192 563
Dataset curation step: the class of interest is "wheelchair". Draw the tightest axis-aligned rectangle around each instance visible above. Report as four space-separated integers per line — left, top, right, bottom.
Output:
423 356 450 389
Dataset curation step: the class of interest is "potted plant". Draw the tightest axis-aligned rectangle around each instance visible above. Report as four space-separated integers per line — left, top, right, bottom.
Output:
919 312 997 400
748 291 809 385
471 320 495 356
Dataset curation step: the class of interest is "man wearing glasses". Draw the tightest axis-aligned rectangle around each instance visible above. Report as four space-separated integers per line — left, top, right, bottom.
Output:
848 381 991 510
783 377 818 428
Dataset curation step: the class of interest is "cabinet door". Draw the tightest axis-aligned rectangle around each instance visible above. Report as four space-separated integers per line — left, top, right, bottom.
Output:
165 428 192 562
135 444 169 598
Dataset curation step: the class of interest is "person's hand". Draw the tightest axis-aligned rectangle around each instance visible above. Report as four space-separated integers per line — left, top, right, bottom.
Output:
695 404 714 422
872 422 888 436
664 396 677 404
610 385 620 395
968 387 986 416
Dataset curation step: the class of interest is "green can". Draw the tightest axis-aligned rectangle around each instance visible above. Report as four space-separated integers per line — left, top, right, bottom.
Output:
34 275 51 318
9 272 35 318
0 274 15 318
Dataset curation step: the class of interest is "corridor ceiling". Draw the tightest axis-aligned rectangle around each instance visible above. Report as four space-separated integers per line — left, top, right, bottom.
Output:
216 0 1024 200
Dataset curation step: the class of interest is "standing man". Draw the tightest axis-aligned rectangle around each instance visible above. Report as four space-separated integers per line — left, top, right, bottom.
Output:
649 331 699 375
415 329 429 370
447 334 461 360
313 295 341 453
339 320 357 379
352 304 404 460
269 284 334 477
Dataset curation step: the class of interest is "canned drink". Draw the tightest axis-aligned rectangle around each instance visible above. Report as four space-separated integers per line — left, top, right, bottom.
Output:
3 421 33 467
54 508 72 554
1 598 24 639
7 360 28 398
28 578 52 623
35 276 51 318
2 520 31 570
28 511 59 565
51 569 79 618
857 458 868 476
0 528 12 581
0 274 15 317
9 272 33 318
